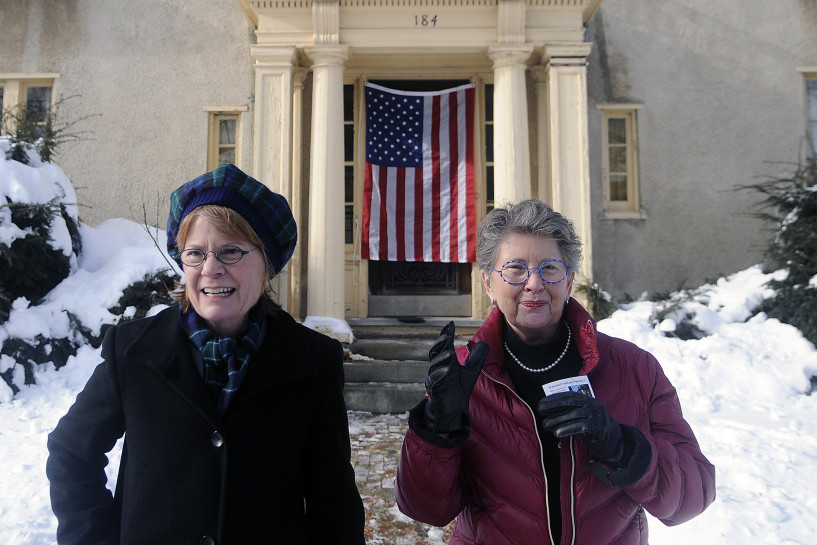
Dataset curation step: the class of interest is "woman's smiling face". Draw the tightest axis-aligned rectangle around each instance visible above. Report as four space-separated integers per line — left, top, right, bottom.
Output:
183 215 266 337
482 233 574 345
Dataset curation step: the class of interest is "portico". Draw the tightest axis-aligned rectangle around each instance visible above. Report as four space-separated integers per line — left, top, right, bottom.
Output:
240 0 601 330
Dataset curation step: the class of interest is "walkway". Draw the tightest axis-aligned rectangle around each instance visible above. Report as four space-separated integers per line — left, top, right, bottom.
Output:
348 411 455 545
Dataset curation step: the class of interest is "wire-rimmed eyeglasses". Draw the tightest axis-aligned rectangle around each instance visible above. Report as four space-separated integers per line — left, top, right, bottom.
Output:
490 259 570 285
180 245 258 267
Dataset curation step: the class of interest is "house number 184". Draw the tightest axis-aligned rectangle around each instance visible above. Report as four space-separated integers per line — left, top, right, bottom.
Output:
415 14 438 27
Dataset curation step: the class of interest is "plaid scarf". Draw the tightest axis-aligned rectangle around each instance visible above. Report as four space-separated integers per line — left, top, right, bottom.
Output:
181 304 266 415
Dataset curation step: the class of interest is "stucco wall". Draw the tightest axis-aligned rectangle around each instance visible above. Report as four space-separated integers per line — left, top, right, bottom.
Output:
586 0 817 299
0 0 256 227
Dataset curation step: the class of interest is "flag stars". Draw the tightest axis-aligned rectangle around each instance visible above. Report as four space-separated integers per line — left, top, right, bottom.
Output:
365 86 426 167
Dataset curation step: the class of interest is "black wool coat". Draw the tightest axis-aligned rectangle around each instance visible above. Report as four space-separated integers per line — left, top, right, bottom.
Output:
46 305 365 545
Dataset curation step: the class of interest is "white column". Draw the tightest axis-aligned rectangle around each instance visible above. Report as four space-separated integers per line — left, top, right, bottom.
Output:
543 43 594 281
488 44 534 206
288 67 307 321
531 66 550 204
304 45 349 327
250 44 297 312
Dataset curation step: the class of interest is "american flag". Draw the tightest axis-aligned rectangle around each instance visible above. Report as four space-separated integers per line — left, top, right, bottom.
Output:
362 83 477 263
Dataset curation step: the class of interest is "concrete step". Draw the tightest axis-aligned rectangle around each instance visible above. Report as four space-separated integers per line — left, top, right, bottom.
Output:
347 332 474 361
344 359 427 383
343 382 425 414
349 338 434 362
341 318 481 413
348 317 482 340
342 359 428 413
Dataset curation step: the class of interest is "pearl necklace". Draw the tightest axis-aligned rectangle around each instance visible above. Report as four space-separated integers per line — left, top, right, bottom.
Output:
504 323 572 373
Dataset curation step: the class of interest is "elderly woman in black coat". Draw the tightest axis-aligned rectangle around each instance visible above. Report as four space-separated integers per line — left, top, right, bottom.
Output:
46 164 365 545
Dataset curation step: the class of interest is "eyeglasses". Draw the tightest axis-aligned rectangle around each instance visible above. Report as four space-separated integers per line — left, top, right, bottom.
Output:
491 259 570 285
180 245 258 267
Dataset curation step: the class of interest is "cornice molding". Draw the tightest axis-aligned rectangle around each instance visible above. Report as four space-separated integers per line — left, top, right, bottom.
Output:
248 0 599 9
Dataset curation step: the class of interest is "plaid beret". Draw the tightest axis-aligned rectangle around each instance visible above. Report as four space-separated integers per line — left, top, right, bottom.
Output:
166 163 297 276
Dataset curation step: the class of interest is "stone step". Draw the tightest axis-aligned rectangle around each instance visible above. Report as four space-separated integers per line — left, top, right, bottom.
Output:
348 338 434 362
344 359 428 383
342 359 428 414
348 317 482 340
343 382 426 414
347 334 474 361
341 318 482 413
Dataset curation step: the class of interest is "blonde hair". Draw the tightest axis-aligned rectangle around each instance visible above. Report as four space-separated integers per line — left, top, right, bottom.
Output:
168 205 279 312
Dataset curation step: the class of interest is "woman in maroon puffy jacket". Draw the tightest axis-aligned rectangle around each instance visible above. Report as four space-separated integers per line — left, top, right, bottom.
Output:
395 200 715 545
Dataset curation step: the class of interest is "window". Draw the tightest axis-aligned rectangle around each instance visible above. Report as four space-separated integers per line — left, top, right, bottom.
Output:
807 77 817 156
484 83 495 213
0 75 57 136
597 104 643 219
205 107 247 171
344 84 355 245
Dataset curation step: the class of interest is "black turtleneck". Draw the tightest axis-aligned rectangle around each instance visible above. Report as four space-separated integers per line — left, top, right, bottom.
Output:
501 318 583 544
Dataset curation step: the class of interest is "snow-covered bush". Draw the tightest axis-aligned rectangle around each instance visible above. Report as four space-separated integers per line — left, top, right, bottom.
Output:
0 146 178 399
742 144 817 346
0 138 85 394
0 141 82 315
575 280 616 320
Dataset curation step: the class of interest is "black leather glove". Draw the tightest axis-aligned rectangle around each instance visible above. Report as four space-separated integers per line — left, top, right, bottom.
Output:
537 391 626 466
423 321 489 435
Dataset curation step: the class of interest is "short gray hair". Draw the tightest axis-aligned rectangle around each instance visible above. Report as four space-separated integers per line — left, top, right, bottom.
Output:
476 200 583 275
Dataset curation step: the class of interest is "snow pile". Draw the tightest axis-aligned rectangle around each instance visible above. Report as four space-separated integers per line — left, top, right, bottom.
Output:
597 267 817 544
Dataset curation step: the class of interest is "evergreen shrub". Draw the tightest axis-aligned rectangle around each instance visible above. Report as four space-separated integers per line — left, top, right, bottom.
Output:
741 145 817 346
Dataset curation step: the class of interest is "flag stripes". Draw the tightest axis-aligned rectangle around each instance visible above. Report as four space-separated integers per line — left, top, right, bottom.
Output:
362 83 476 263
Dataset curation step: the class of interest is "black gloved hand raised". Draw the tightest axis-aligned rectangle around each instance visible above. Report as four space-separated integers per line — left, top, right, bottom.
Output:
423 321 489 435
537 391 626 466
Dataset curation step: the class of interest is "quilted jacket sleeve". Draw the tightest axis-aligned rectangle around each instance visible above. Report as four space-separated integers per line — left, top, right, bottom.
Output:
394 402 469 527
620 346 716 526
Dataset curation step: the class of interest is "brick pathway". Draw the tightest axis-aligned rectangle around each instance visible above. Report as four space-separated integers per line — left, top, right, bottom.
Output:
348 411 455 545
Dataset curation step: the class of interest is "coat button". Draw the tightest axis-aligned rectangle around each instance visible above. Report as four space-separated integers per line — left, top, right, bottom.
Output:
200 536 215 545
211 431 224 447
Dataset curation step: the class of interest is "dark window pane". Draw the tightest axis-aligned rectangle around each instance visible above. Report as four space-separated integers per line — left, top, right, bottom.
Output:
808 80 817 120
609 146 627 173
219 119 236 145
809 122 817 156
486 166 494 204
344 84 354 122
218 148 235 165
0 87 4 121
344 124 354 162
26 87 51 123
485 124 493 162
484 84 493 122
609 174 628 201
345 205 353 244
608 118 626 144
345 166 354 202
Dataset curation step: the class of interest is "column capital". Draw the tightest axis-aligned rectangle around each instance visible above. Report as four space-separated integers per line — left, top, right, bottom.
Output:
304 44 350 67
488 44 535 68
250 44 298 67
542 43 593 66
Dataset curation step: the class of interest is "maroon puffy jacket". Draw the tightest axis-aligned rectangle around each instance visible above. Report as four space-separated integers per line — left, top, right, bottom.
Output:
396 299 716 545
